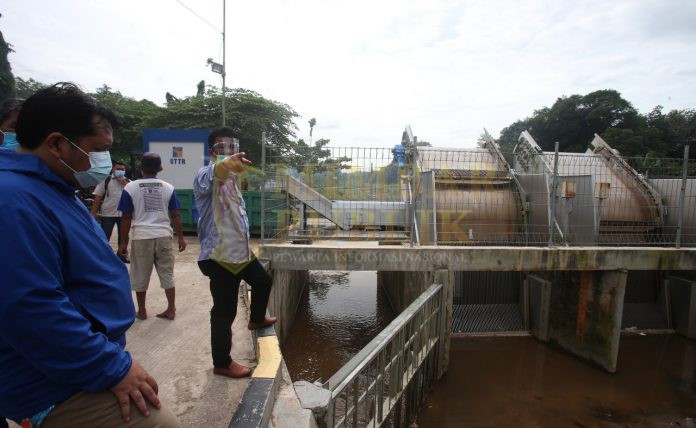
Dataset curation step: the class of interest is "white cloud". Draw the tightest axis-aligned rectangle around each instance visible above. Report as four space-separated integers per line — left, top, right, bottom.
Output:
3 0 696 149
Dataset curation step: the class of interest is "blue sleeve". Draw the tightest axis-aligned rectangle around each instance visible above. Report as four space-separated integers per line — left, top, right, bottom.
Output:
117 189 134 213
0 194 131 392
169 191 181 210
193 165 215 197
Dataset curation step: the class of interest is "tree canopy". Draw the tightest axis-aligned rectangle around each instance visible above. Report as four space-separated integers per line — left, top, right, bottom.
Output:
498 89 696 159
0 28 16 100
8 77 302 167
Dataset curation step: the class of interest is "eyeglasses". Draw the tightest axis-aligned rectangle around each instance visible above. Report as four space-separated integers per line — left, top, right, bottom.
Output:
212 137 239 154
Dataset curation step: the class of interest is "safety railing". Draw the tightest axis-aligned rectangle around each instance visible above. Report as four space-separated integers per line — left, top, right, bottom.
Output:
261 146 410 242
322 283 445 428
257 140 696 247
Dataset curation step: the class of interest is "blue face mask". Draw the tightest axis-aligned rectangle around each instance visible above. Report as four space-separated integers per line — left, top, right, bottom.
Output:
113 170 126 178
1 131 19 149
59 137 113 188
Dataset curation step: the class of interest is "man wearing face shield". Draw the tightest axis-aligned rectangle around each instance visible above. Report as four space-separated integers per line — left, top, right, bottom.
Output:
0 83 179 427
0 97 23 150
193 127 276 379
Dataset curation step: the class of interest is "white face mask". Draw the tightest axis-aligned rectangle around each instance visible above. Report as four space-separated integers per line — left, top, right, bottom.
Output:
59 137 113 188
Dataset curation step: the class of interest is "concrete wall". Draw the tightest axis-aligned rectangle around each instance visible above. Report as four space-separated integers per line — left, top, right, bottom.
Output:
539 270 627 372
268 269 309 345
378 271 430 313
668 275 696 339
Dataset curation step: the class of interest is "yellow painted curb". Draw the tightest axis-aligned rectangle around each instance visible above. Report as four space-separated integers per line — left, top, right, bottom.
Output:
252 336 282 379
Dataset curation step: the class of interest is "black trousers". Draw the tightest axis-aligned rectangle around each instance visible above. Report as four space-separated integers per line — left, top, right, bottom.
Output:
198 258 273 368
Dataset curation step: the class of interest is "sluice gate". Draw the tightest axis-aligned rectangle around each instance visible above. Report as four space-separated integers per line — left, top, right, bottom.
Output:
258 128 696 426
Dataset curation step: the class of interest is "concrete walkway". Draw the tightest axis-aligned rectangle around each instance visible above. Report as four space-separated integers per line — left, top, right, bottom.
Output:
6 236 256 428
125 236 255 427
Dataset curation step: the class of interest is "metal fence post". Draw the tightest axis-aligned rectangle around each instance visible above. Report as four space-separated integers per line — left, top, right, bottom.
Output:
548 142 560 246
260 131 266 244
676 145 689 248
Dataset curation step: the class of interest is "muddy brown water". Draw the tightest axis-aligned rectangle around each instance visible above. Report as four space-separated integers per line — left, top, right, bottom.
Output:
282 272 695 426
418 334 696 427
282 270 395 383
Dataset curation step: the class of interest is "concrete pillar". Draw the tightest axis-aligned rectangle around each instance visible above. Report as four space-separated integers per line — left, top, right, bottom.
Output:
433 269 453 379
545 270 627 373
667 275 696 339
267 268 308 345
528 275 552 342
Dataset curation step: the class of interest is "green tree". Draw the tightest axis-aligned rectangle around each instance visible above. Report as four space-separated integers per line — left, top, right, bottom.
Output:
92 85 163 162
0 27 16 100
15 77 47 99
281 138 350 172
662 109 696 158
308 117 316 145
12 77 311 168
499 90 642 154
147 86 299 165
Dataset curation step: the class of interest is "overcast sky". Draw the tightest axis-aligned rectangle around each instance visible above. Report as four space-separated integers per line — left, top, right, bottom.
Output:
3 0 696 148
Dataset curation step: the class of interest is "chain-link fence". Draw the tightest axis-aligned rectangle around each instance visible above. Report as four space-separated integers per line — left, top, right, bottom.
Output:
257 141 695 247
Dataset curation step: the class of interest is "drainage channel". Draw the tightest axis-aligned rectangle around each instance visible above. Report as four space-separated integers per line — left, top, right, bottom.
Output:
281 270 396 383
417 334 696 427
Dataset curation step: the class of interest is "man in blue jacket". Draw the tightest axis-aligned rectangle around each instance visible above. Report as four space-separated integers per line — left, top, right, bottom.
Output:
0 83 178 427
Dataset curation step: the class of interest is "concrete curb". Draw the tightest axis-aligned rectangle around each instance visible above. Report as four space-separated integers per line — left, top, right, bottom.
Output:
229 284 282 428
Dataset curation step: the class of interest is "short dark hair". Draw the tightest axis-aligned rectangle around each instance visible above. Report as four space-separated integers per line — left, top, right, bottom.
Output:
15 82 117 150
140 152 163 173
0 98 23 124
208 127 236 148
113 160 126 167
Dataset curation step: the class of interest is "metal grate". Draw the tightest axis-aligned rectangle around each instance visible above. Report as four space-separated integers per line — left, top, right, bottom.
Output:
452 304 525 333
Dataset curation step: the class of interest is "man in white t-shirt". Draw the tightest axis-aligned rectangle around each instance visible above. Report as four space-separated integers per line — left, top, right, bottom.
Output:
118 153 187 321
91 161 129 247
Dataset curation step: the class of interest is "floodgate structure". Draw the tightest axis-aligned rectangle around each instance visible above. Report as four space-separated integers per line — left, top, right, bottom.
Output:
240 128 696 427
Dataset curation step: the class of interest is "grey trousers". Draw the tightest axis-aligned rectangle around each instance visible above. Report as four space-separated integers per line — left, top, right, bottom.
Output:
42 391 179 428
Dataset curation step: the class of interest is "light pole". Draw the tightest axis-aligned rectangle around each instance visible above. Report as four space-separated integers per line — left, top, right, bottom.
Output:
207 0 226 126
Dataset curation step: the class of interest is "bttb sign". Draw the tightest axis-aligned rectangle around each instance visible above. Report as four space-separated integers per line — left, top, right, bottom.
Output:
142 129 210 190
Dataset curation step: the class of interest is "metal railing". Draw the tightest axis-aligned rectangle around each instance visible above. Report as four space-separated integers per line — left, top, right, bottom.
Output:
256 142 696 247
322 283 445 428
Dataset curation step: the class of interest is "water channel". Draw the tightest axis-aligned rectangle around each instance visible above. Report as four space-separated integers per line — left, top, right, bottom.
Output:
282 270 395 383
417 334 696 427
282 272 696 426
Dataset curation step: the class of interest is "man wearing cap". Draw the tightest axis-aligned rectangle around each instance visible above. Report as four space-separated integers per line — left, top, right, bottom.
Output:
118 152 187 321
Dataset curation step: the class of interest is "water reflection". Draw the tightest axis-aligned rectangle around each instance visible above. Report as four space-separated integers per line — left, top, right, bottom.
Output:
418 334 696 427
282 270 395 383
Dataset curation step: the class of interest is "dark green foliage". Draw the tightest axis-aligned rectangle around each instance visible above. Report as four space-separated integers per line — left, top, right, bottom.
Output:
92 85 161 162
498 90 696 160
281 138 351 173
146 86 299 165
13 76 302 169
15 77 47 99
0 30 16 101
